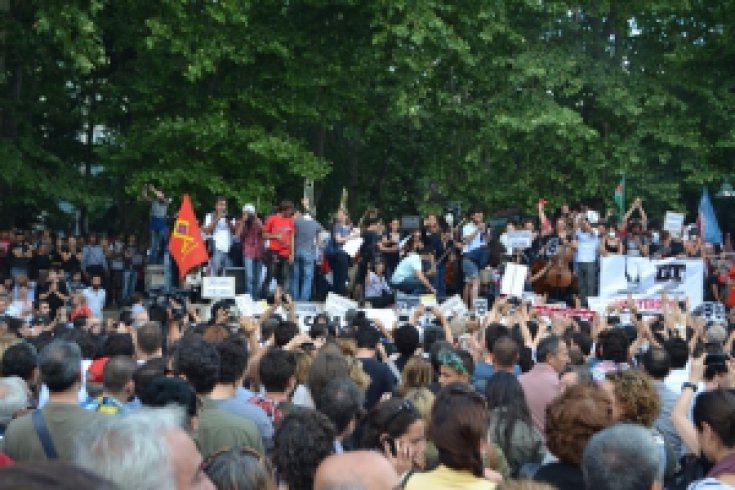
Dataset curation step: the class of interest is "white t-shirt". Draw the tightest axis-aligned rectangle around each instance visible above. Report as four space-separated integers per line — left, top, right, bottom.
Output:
204 213 233 253
462 223 485 254
575 229 599 263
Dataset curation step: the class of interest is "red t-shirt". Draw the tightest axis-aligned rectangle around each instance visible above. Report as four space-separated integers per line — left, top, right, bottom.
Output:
727 265 735 309
264 214 294 258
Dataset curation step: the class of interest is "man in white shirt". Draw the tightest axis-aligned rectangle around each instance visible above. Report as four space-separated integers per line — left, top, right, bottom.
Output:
82 275 106 319
390 249 436 295
461 208 488 308
203 196 235 276
573 217 599 307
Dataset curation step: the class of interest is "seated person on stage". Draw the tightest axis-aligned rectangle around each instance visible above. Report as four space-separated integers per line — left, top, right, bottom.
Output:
364 258 394 308
390 247 436 295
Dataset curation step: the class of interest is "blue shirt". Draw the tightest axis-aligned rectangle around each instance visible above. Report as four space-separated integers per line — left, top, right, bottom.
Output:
391 253 422 284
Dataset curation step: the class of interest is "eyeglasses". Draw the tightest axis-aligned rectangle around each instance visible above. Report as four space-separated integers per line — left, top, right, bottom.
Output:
200 446 269 473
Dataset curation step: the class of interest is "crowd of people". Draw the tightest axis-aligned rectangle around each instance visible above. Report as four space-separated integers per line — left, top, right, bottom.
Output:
0 190 732 489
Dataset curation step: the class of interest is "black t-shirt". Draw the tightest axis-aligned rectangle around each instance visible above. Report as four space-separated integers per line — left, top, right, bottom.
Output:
358 356 397 410
534 462 585 490
39 280 69 317
7 243 30 270
31 253 52 277
360 230 380 263
60 252 82 275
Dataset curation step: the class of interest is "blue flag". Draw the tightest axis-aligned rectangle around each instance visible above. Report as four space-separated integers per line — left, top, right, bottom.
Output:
698 187 722 244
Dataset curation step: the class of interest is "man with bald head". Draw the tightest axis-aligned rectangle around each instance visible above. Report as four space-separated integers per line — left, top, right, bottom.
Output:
314 451 399 490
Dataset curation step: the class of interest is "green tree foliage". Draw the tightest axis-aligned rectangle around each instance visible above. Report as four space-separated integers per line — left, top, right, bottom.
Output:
0 0 732 229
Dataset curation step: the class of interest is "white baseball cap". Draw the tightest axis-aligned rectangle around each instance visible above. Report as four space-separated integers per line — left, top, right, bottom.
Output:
242 204 256 214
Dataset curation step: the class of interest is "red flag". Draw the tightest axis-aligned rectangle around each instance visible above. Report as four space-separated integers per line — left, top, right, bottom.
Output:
169 195 209 278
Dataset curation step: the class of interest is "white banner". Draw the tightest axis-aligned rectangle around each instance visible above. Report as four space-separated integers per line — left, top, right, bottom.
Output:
595 256 704 312
324 292 358 317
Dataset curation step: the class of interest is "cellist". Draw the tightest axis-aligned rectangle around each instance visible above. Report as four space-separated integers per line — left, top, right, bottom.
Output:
532 200 576 305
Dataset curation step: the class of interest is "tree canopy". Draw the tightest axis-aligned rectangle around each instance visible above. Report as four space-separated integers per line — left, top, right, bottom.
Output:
1 0 733 231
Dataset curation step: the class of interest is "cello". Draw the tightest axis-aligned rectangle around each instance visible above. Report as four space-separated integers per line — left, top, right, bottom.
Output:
531 234 575 296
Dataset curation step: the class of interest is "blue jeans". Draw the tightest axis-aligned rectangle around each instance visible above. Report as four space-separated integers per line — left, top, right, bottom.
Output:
210 250 231 277
149 228 167 264
122 270 137 301
243 258 263 300
291 250 316 301
432 263 446 298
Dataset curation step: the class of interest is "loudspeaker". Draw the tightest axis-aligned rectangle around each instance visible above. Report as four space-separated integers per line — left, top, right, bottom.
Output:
225 267 245 295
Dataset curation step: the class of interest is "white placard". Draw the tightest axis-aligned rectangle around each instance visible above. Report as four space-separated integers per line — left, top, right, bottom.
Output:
596 257 704 311
294 302 324 332
202 276 236 299
663 211 685 239
586 210 600 224
420 294 437 307
506 231 533 250
342 237 364 258
501 263 528 297
234 294 267 317
363 308 398 330
324 292 358 317
439 294 469 318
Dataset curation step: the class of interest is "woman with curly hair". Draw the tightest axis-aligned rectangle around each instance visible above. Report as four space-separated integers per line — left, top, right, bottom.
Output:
272 409 336 490
533 384 614 490
602 369 676 482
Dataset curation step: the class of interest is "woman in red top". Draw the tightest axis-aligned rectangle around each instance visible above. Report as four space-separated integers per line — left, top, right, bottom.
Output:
235 204 265 300
726 263 735 309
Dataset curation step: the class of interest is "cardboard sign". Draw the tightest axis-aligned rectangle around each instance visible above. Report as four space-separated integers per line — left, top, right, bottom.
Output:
202 276 236 299
506 231 533 250
501 263 528 298
663 211 685 239
420 294 437 307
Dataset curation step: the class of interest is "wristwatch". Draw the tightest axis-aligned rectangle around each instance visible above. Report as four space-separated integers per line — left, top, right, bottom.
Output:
682 382 698 392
